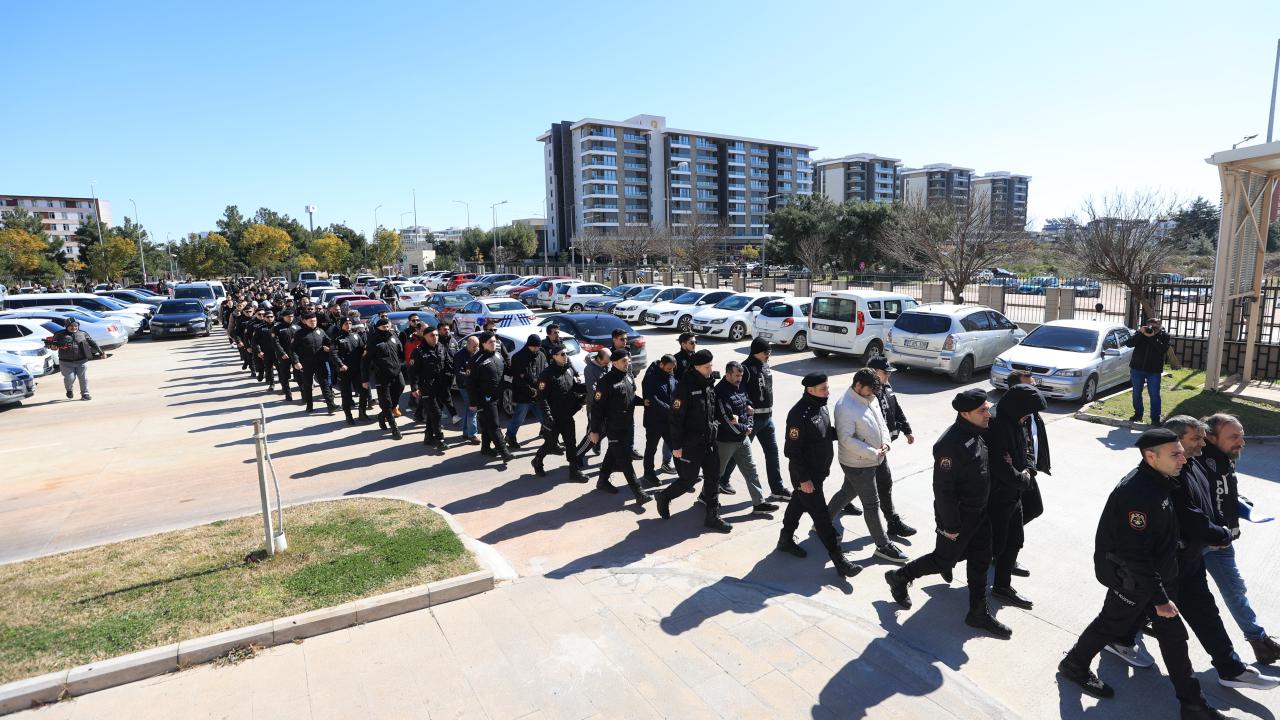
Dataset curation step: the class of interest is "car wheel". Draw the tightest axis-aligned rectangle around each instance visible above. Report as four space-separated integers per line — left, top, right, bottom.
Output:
812 348 829 358
571 304 583 312
729 322 747 341
790 332 807 352
952 356 975 383
861 340 883 366
677 315 693 332
1081 375 1098 403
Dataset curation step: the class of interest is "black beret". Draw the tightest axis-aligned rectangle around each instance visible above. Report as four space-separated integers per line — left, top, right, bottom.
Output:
610 348 630 362
299 310 317 319
867 357 896 373
374 317 391 328
801 372 827 387
279 308 294 316
526 334 542 346
750 337 771 355
477 331 494 344
951 388 988 412
1135 427 1179 450
690 349 714 366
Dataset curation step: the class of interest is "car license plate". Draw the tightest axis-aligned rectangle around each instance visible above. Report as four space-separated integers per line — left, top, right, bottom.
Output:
692 325 709 332
905 339 929 349
758 331 772 339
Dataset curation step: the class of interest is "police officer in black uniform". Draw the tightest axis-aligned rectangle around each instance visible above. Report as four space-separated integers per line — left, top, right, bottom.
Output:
885 389 1010 638
332 316 369 425
654 349 730 532
533 344 589 482
468 332 513 462
1057 428 1232 719
589 349 648 507
411 325 452 451
251 309 280 391
774 372 862 578
672 332 698 381
641 355 677 486
273 308 297 402
290 310 337 415
362 317 405 440
541 322 566 364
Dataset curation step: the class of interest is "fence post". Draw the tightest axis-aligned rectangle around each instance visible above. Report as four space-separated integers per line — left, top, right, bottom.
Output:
795 278 811 296
761 278 777 292
1057 288 1075 320
683 271 696 288
922 283 945 304
733 274 746 292
663 269 674 285
1044 288 1061 322
873 281 892 292
831 278 849 291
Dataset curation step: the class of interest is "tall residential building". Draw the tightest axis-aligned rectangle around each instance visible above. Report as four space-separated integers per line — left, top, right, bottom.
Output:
0 194 113 259
972 172 1031 230
814 154 901 204
898 164 974 211
538 114 815 255
400 225 434 247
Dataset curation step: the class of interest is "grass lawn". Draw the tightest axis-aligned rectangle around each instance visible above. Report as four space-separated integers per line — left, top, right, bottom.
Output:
1086 368 1280 435
0 498 477 684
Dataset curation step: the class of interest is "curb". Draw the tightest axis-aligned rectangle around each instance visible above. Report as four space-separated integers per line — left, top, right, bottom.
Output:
0 497 501 716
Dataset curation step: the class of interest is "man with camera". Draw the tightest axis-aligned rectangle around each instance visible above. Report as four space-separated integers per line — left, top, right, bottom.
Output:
1125 317 1171 426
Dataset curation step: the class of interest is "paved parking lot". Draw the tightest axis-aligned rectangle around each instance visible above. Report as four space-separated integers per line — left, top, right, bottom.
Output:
3 313 1279 718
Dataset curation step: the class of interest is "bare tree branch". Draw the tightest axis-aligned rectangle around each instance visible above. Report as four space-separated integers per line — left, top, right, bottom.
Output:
1059 191 1179 316
674 215 727 285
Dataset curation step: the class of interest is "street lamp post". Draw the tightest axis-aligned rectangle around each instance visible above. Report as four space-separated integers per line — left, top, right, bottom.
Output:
452 200 470 228
129 198 148 284
1233 134 1258 149
90 183 108 284
490 200 508 271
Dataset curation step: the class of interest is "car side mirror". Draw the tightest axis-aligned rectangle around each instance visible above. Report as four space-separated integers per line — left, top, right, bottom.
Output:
1103 348 1121 357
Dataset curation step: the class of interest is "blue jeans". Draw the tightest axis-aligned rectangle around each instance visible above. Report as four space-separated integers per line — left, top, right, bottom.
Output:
1129 369 1162 420
719 414 785 492
505 402 543 439
458 387 479 438
1204 545 1267 641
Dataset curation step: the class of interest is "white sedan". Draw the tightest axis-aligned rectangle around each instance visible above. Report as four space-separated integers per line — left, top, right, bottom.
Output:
991 319 1135 403
393 283 431 310
612 285 692 324
689 292 783 341
0 310 129 349
642 289 734 332
0 337 56 377
752 296 812 351
450 297 536 335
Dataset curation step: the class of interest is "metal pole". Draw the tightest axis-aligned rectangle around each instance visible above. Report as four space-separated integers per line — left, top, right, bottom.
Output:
90 183 108 283
129 198 148 284
253 418 276 557
1268 37 1279 142
412 189 418 232
453 200 470 228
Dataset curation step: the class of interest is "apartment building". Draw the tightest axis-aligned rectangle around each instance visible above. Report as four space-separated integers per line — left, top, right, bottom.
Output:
400 225 434 247
814 154 901 204
0 194 112 259
972 171 1031 230
538 114 815 255
898 164 974 211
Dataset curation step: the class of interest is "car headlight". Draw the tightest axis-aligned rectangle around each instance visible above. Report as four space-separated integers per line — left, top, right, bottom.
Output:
993 357 1010 369
191 319 207 326
0 371 15 384
709 318 727 324
18 348 42 357
659 310 677 316
1053 368 1083 377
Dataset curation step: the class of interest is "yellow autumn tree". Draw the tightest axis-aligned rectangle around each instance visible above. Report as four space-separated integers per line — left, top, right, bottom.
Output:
240 224 292 271
311 232 351 271
0 228 47 277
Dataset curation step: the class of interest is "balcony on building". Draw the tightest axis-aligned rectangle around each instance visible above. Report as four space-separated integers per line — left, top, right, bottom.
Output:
622 132 646 143
669 135 691 148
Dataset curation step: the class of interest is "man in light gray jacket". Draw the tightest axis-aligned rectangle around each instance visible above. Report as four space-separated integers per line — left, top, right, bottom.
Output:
828 368 909 564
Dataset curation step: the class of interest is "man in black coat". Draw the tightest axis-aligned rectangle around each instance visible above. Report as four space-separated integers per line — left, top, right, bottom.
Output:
589 349 647 507
504 335 545 449
985 384 1045 611
331 316 369 425
1124 316 1170 425
654 350 729 532
251 310 281 391
361 317 404 440
672 333 698 384
885 389 1010 638
534 345 588 482
290 311 336 414
467 332 513 461
411 324 452 451
273 309 298 402
641 355 677 486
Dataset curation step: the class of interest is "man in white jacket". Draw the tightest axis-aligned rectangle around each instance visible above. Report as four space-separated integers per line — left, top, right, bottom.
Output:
828 368 909 564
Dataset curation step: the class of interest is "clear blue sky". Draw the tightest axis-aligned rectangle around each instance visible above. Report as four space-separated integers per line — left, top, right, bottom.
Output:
4 1 1279 244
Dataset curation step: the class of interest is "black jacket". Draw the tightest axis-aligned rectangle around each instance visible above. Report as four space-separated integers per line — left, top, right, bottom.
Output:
875 384 912 440
411 340 453 397
589 367 641 440
932 417 991 533
466 349 505 403
641 361 676 430
742 355 773 415
452 347 474 388
986 385 1047 502
1093 461 1179 604
332 328 365 371
1199 443 1240 530
291 326 332 368
1125 328 1170 374
714 379 753 442
253 324 282 361
537 362 585 424
48 328 102 363
509 347 541 404
273 321 297 361
669 368 718 452
361 329 403 386
783 393 835 487
673 348 695 382
1173 457 1232 559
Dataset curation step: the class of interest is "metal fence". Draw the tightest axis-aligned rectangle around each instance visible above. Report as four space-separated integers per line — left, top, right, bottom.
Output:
1150 278 1280 380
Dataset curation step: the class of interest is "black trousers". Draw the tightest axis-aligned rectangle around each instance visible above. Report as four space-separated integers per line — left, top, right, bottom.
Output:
900 509 992 609
1066 586 1203 705
536 418 578 470
476 399 508 454
336 370 369 414
1177 553 1247 679
874 459 897 519
253 352 266 381
299 362 335 409
643 425 669 478
599 432 645 500
658 443 720 513
989 497 1024 589
420 389 446 444
780 472 840 554
275 360 294 399
260 354 276 387
375 379 404 421
238 344 252 370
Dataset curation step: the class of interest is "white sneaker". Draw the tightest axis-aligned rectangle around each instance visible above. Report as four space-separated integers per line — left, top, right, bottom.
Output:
1220 665 1280 690
1104 642 1155 668
452 415 461 425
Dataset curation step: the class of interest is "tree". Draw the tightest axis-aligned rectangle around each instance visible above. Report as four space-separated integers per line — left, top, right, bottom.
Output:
240 224 292 271
216 205 248 245
457 227 489 265
490 224 538 262
674 216 729 284
369 228 402 270
0 228 47 278
766 194 835 275
311 232 352 271
570 228 608 265
1169 196 1220 247
175 232 232 279
1058 192 1179 317
326 224 367 269
1268 219 1280 253
881 199 1029 304
831 201 894 271
85 233 137 282
740 245 759 262
605 225 660 265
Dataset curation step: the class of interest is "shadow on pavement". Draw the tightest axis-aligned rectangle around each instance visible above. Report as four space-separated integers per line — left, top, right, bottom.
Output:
473 485 646 544
544 515 711 578
164 382 261 398
341 452 509 494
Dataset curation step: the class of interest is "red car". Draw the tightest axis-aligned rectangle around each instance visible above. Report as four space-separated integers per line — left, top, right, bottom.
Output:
446 273 477 291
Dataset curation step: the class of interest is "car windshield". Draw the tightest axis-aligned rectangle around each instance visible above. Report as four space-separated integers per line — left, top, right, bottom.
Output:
761 301 795 318
714 295 752 311
437 293 471 304
355 303 391 318
1020 326 1099 353
486 301 526 313
159 300 205 314
174 286 214 300
603 286 629 298
671 291 702 305
404 285 425 292
893 313 952 335
94 296 128 310
632 288 660 301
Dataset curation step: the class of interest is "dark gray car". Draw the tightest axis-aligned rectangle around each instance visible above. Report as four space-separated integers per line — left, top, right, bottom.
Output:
461 274 521 296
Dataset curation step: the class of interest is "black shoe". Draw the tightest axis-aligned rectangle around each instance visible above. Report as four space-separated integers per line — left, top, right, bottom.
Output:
630 449 643 461
506 437 520 449
941 568 954 583
1180 702 1228 720
532 456 546 477
885 569 912 608
704 514 732 533
1128 413 1142 422
378 415 387 430
390 424 403 441
434 440 447 453
66 389 73 399
1011 563 1030 578
719 483 736 495
81 394 91 401
992 586 1034 610
569 470 590 483
771 487 792 501
1151 415 1162 427
596 479 619 494
1057 657 1114 699
658 463 675 475
480 447 498 457
753 502 779 514
655 492 671 518
633 493 650 509
830 551 862 578
843 503 863 516
327 404 335 416
550 443 565 454
307 404 315 414
965 607 1013 639
776 536 807 558
642 473 661 489
1250 636 1280 665
886 515 917 538
345 411 355 426
500 451 515 463
284 395 294 402
358 411 370 422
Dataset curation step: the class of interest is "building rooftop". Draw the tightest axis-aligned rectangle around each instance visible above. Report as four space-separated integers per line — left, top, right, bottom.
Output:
814 153 902 167
538 114 816 150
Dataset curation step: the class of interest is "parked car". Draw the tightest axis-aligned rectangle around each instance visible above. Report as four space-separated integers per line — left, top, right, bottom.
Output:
752 296 813 351
393 283 431 310
424 272 459 291
689 291 783 341
1060 277 1101 298
451 297 536 335
1015 276 1060 295
171 283 222 319
991 319 1133 402
461 273 521 296
552 282 613 313
987 277 1022 288
0 309 129 349
3 295 147 335
612 285 691 323
97 289 165 308
423 291 474 323
0 361 35 407
536 279 579 309
364 278 390 298
353 275 378 294
517 287 542 307
536 313 646 376
317 288 349 306
492 275 545 298
983 267 1019 280
387 311 440 335
886 303 1026 382
446 273 478 291
331 294 368 312
642 289 734 332
0 319 59 375
150 299 213 338
346 299 393 323
807 290 920 364
583 283 654 314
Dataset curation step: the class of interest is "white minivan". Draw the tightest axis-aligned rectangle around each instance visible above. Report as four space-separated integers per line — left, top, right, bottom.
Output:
808 290 919 364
